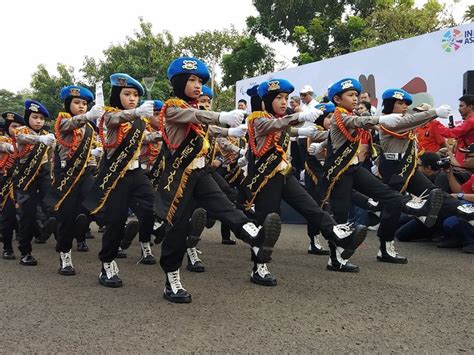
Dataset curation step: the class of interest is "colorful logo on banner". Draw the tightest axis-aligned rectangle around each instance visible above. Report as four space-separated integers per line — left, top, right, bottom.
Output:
441 28 464 53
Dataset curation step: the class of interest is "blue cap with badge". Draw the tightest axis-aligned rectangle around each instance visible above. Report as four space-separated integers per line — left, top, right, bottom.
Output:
60 85 94 103
328 78 362 102
153 100 164 111
24 100 50 118
257 79 295 98
315 102 335 113
110 73 145 96
167 57 210 84
382 88 413 105
200 85 213 99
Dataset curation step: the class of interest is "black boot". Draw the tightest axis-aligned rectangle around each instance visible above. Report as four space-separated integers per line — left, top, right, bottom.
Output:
250 262 277 286
77 241 89 252
58 251 76 276
240 213 281 263
186 247 205 272
152 219 166 245
324 224 367 260
2 249 15 260
307 234 329 255
116 247 127 259
326 242 360 272
163 270 192 303
377 240 408 264
40 217 57 242
20 254 37 266
120 220 139 250
139 242 156 265
98 261 122 287
186 208 207 248
404 189 444 228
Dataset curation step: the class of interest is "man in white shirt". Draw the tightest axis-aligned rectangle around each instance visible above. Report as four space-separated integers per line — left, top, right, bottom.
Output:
360 91 377 115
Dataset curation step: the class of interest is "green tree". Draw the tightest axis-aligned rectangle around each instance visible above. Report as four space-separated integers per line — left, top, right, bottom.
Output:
212 85 236 112
0 89 31 115
178 29 243 90
30 63 75 119
464 4 474 22
248 0 454 64
81 18 180 103
221 37 276 87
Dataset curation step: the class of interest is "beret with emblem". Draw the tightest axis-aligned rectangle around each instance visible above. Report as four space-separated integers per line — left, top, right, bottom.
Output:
167 57 210 84
382 88 413 105
60 85 94 103
110 73 145 96
328 78 362 102
1 111 25 125
257 79 295 98
153 100 164 111
315 102 335 113
24 100 50 118
246 84 259 98
200 85 213 99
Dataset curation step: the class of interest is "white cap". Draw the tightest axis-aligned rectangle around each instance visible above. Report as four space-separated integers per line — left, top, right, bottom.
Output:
300 85 314 94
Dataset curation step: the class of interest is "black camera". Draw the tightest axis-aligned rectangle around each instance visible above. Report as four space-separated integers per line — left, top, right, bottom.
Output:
436 157 451 169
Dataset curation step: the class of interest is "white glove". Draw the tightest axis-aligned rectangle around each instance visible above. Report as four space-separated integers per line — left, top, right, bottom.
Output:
91 147 103 157
85 105 104 120
4 143 14 153
219 109 245 127
297 126 318 138
237 156 248 167
308 142 324 156
298 108 323 123
378 114 402 127
38 133 55 146
435 105 451 118
227 124 247 138
239 148 247 157
135 100 154 118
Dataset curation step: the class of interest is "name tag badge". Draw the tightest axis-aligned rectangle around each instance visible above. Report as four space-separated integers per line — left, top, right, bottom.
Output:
385 153 398 161
60 160 66 168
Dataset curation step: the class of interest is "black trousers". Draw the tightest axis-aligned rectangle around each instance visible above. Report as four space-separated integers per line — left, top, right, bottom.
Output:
328 165 403 242
98 168 154 263
381 167 461 221
55 168 95 253
1 198 16 251
15 166 52 255
254 173 336 239
160 169 249 273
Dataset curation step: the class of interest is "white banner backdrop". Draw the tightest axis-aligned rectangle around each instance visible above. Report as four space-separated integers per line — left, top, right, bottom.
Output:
236 23 474 122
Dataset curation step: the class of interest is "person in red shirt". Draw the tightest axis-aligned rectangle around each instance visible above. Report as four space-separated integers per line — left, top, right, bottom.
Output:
414 103 446 152
438 94 474 166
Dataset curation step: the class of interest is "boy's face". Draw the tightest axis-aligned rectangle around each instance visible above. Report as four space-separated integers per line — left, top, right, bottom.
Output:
393 100 409 114
334 90 359 111
70 98 88 116
29 112 45 131
272 93 289 116
197 95 212 110
151 110 160 128
185 75 203 100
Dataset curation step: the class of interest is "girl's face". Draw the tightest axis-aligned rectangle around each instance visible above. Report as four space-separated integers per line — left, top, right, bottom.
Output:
323 113 333 129
272 93 289 116
197 95 212 110
393 100 409 114
70 98 88 116
334 90 359 111
184 75 203 100
8 122 22 136
29 112 45 131
120 88 139 109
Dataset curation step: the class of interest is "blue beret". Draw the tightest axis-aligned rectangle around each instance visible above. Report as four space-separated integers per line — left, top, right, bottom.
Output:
257 79 295 98
246 85 259 98
167 57 210 84
24 100 49 118
60 85 94 103
110 73 144 96
2 111 25 125
153 100 164 111
315 102 335 113
200 85 213 99
382 88 413 105
328 78 362 102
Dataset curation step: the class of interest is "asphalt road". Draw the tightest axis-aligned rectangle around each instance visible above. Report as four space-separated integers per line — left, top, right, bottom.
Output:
1 223 472 353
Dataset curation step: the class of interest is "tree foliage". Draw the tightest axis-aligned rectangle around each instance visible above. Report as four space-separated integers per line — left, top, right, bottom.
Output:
248 0 454 64
221 37 276 87
0 89 30 116
464 5 474 22
30 63 75 119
